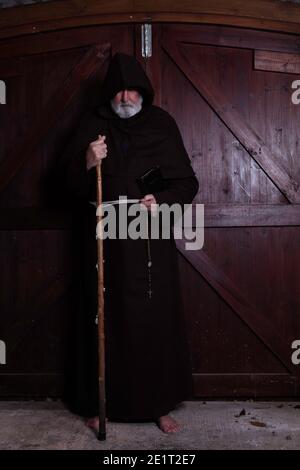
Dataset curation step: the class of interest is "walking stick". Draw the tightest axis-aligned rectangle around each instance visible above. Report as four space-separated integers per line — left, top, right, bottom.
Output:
96 163 106 440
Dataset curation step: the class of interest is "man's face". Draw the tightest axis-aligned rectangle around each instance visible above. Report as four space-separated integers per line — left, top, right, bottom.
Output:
111 89 143 118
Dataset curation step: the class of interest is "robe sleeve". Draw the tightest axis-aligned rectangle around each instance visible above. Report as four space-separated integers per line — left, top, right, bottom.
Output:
153 113 199 205
159 114 196 179
153 175 199 206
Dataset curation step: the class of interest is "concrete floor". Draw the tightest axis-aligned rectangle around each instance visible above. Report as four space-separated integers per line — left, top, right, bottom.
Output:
0 400 300 450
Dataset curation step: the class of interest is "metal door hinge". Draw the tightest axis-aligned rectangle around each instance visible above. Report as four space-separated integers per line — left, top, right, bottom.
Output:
141 24 152 58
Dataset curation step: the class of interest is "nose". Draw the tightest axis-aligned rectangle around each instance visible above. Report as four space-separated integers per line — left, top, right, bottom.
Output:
121 89 129 102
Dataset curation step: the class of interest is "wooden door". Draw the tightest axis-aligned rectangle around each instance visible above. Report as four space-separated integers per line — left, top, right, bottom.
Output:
0 25 134 397
137 24 300 397
1 22 300 399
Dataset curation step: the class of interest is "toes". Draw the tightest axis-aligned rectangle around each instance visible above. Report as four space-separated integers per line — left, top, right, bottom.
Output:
157 416 180 433
86 417 99 431
166 424 179 433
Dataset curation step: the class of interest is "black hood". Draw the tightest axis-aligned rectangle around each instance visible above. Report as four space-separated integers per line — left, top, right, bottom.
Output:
100 53 154 105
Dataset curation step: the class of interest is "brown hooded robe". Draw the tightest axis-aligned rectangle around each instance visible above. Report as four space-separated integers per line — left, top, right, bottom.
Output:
61 53 199 421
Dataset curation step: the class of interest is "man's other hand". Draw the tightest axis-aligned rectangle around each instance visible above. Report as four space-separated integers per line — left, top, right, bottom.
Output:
140 194 157 213
86 135 107 170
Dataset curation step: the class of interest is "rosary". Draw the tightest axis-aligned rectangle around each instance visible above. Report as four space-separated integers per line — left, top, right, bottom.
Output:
146 212 153 299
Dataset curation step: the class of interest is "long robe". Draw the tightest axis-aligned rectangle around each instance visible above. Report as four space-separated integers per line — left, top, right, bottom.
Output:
61 53 199 420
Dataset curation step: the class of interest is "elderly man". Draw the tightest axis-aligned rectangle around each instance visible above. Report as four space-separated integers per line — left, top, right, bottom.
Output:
61 53 199 433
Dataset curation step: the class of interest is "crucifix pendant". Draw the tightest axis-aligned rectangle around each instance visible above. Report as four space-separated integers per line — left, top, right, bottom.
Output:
148 288 153 299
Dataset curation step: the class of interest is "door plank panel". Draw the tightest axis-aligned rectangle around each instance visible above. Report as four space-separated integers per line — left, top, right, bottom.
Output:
176 238 297 375
193 373 298 397
163 24 300 55
163 39 300 203
201 204 300 227
255 50 300 75
0 43 110 193
4 275 73 355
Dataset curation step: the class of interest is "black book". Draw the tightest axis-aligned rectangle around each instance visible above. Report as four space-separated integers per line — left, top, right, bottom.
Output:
136 166 166 197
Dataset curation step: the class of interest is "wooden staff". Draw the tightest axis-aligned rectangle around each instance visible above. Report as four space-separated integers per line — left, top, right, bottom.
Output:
96 163 106 440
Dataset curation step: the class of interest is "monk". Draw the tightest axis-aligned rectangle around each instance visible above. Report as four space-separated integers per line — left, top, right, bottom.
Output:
60 53 199 434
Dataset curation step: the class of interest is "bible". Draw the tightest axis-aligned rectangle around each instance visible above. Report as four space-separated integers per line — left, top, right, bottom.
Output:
136 166 166 197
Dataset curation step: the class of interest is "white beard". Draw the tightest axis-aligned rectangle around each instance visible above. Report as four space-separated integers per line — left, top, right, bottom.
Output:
110 95 143 119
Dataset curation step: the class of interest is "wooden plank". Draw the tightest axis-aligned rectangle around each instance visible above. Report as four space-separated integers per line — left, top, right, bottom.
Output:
0 208 73 230
176 239 299 375
0 42 110 193
178 204 300 227
0 58 22 76
255 50 300 75
3 274 72 355
193 373 298 397
0 25 128 60
2 0 300 39
0 204 299 230
202 204 300 227
2 15 297 62
163 39 300 203
2 13 300 40
163 25 300 55
1 372 297 398
0 373 64 397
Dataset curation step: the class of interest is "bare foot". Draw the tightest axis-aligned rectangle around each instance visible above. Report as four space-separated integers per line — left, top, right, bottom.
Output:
157 415 181 433
85 416 108 433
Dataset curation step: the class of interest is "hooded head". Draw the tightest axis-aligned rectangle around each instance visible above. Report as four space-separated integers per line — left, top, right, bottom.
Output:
100 53 154 107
